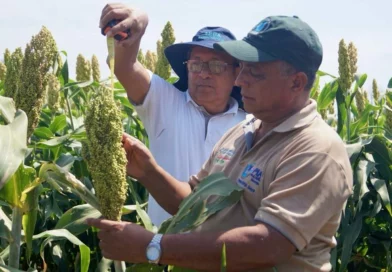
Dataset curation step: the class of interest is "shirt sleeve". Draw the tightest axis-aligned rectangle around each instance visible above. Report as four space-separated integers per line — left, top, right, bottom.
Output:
255 152 352 251
133 70 185 139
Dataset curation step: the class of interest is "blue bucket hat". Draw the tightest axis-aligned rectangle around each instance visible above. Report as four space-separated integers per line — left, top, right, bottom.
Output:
164 26 243 109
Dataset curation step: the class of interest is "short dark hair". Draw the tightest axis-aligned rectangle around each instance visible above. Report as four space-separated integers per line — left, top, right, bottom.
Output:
280 62 316 91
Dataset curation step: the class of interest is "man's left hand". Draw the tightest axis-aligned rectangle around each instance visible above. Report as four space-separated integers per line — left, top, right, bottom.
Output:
86 218 154 263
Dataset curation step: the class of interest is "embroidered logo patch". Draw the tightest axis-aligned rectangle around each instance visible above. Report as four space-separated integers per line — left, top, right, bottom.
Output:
252 18 271 34
214 148 234 165
237 163 263 193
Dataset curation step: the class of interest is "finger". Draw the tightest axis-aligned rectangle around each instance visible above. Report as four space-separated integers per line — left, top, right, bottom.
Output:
100 9 130 30
85 218 120 230
122 133 131 143
100 3 126 25
106 17 134 38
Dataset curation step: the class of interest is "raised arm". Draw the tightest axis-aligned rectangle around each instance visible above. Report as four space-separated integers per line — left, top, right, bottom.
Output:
100 4 150 104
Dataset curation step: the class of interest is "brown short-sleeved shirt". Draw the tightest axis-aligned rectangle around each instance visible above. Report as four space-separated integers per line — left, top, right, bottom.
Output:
189 100 353 271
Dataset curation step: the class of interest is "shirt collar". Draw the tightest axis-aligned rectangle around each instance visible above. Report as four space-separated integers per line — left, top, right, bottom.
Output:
243 99 319 134
185 90 239 115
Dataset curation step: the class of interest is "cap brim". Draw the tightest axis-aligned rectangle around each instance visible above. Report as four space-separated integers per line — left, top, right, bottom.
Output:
213 40 277 62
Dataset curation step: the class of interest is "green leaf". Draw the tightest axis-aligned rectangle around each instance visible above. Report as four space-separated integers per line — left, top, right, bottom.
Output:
49 114 67 133
365 135 392 181
0 97 16 124
0 97 28 189
39 163 101 211
317 81 338 110
55 204 102 236
55 153 76 171
354 159 375 213
317 70 336 78
0 164 36 208
22 184 40 261
339 215 363 272
61 59 69 85
128 180 153 231
354 73 368 88
0 208 12 242
33 127 54 140
309 74 320 100
388 77 392 88
336 86 347 138
163 172 243 234
36 135 71 149
33 229 90 272
370 178 392 216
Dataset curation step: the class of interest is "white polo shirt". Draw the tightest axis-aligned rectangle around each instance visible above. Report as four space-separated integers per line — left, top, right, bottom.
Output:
134 71 246 226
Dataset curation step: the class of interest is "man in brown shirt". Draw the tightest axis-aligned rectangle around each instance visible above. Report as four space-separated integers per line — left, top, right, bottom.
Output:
87 15 353 272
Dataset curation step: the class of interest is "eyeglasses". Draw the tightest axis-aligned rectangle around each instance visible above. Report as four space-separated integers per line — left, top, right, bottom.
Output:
183 60 238 75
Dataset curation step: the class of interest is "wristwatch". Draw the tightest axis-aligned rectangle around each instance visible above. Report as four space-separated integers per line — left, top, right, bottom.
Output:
146 234 163 264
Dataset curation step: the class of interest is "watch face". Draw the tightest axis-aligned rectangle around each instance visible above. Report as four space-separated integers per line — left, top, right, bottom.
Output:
147 245 160 261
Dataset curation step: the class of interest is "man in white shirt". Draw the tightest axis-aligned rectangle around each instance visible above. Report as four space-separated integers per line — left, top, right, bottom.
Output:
100 4 246 226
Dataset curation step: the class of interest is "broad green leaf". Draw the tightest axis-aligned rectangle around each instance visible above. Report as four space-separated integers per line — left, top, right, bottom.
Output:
22 184 40 261
0 97 28 189
339 215 362 272
36 135 71 149
345 143 363 165
55 153 76 171
49 114 67 133
164 173 243 234
309 74 320 100
0 97 16 124
0 208 12 242
354 159 375 214
0 164 36 208
336 86 347 138
365 135 392 181
60 59 69 85
317 70 336 78
128 180 153 231
167 200 206 234
388 77 392 88
354 73 368 88
39 163 100 211
370 178 392 216
33 127 54 140
55 204 101 236
63 80 94 90
317 82 338 110
33 229 90 272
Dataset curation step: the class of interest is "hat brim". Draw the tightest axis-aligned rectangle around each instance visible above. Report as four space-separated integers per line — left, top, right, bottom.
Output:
213 40 277 63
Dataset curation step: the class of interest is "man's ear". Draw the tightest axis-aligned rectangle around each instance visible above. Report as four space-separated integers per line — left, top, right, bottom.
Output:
291 72 308 93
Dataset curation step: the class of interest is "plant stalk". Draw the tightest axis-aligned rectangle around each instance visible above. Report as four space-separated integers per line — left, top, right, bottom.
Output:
114 260 126 272
9 206 23 269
